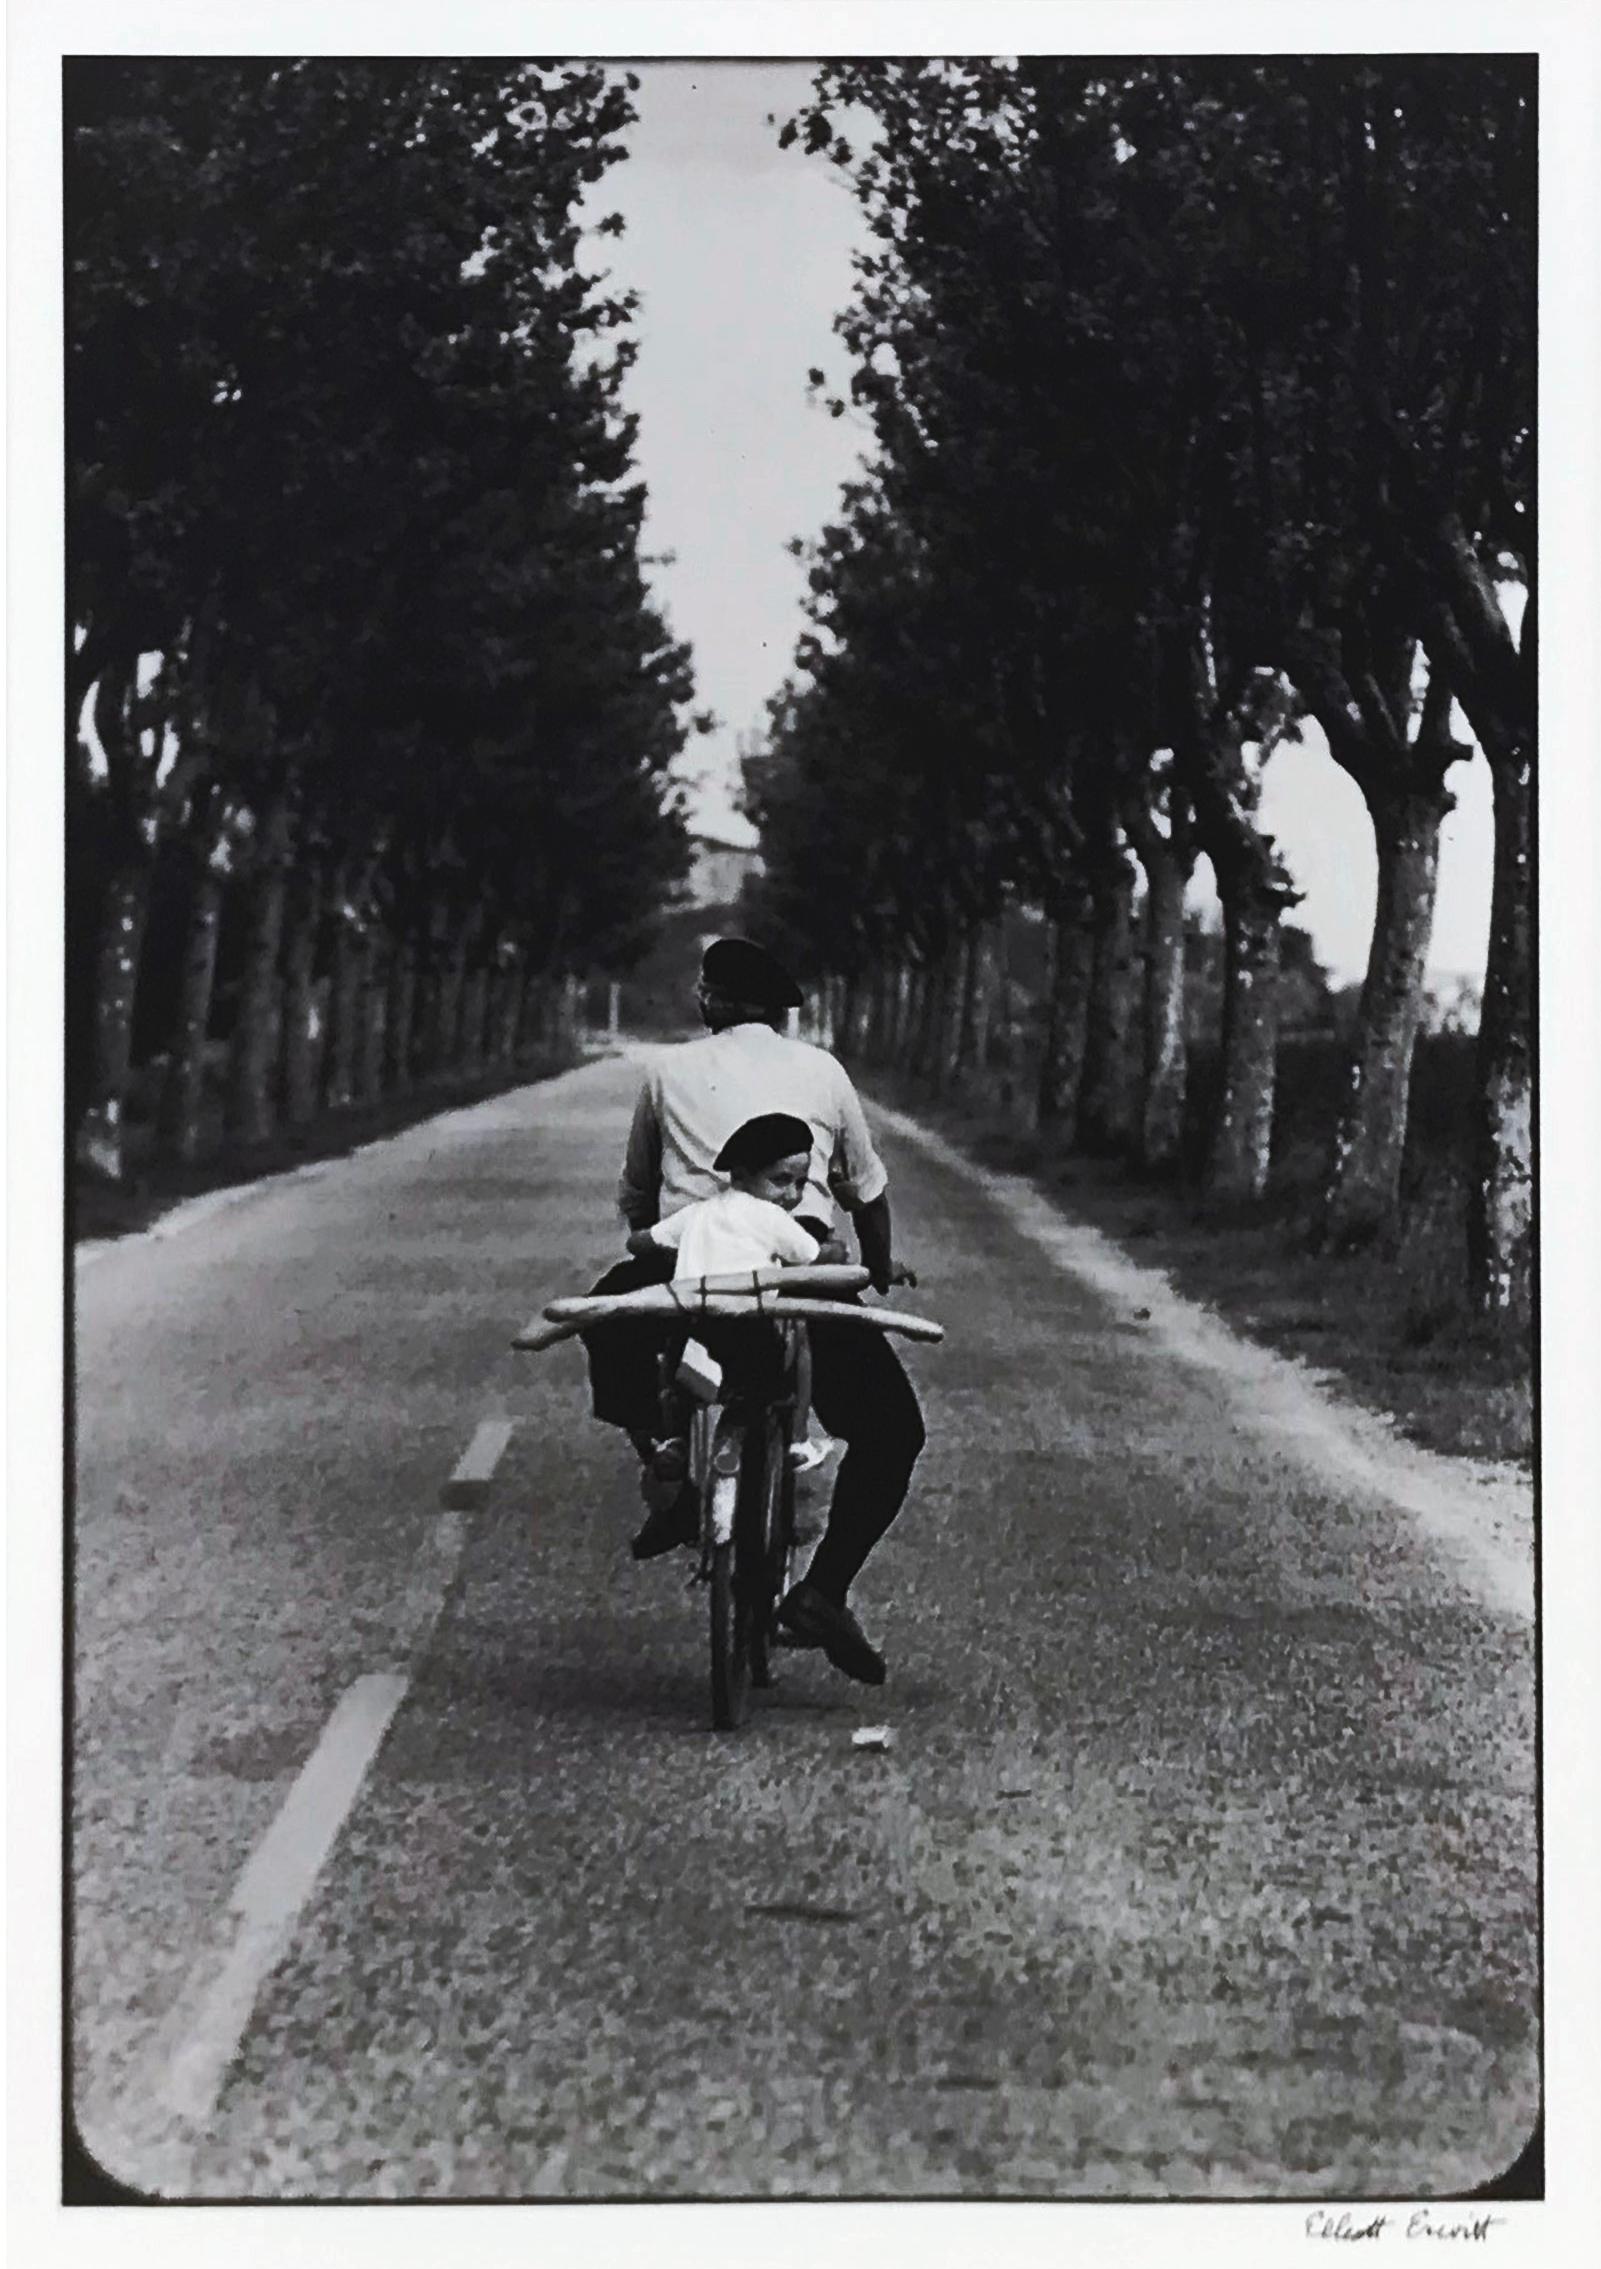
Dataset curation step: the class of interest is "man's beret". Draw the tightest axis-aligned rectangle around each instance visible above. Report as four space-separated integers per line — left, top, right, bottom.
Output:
700 936 803 1011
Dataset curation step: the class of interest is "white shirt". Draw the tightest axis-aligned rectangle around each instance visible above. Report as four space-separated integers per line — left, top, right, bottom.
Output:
647 1189 821 1281
619 1022 890 1230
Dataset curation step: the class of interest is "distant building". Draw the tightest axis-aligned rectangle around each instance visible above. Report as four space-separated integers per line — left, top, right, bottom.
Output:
685 830 762 910
1429 976 1483 1036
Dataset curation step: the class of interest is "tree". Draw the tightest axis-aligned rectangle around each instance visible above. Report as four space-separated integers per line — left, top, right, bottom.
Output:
67 58 697 1168
767 54 1531 1285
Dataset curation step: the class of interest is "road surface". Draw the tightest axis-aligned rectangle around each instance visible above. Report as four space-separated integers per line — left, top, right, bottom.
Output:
71 1050 1538 2199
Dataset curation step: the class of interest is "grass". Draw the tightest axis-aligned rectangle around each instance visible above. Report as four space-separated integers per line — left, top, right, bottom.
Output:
864 1034 1532 1470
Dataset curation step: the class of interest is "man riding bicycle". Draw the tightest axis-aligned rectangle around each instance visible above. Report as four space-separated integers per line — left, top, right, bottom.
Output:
583 936 926 1686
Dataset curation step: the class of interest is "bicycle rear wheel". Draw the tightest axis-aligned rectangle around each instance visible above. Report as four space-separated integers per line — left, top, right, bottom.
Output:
708 1538 749 1730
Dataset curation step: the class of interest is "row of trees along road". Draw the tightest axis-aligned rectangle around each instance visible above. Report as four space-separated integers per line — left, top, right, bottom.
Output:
743 58 1533 1324
68 59 702 1180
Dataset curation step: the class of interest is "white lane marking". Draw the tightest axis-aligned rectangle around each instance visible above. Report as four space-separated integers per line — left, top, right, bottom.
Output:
390 1508 469 1657
870 1099 1533 1621
154 1673 408 2126
441 1417 516 1509
126 1507 473 2163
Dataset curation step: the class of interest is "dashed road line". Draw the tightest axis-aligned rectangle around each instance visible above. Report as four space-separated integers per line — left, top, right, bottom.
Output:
390 1508 470 1657
141 1672 409 2136
119 1489 477 2181
441 1416 516 1509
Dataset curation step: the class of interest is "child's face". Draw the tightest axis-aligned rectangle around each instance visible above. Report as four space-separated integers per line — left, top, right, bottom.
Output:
737 1149 811 1212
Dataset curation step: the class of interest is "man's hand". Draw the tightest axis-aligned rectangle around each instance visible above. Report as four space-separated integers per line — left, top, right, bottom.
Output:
851 1193 895 1293
850 1196 920 1294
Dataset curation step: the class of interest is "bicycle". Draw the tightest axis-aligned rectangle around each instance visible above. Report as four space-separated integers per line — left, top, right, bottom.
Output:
669 1314 808 1727
514 1264 941 1731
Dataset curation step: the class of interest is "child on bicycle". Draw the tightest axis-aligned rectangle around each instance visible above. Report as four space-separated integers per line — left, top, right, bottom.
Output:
624 1110 824 1281
625 1112 836 1552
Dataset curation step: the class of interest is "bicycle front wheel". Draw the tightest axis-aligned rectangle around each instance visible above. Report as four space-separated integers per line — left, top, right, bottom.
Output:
745 1411 792 1690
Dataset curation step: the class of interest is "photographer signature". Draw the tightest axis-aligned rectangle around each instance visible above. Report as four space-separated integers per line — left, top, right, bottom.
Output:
1305 2210 1503 2243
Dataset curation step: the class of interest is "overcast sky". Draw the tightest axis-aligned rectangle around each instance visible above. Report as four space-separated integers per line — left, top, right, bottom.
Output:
589 60 1495 991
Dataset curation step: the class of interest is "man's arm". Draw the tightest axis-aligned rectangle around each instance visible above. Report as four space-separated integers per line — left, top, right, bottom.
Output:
825 1059 902 1287
617 1076 663 1230
826 1061 890 1213
847 1191 896 1294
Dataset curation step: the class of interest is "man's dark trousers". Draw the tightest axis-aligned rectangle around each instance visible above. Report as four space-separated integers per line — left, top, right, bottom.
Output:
584 1253 926 1604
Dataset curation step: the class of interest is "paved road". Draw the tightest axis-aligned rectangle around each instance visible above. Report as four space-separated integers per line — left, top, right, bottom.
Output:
71 1052 1537 2199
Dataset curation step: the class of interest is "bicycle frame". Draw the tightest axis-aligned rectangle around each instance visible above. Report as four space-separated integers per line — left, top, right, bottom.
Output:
662 1319 807 1566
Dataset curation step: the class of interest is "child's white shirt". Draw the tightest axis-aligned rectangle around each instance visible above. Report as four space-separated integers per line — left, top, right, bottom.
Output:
648 1189 820 1281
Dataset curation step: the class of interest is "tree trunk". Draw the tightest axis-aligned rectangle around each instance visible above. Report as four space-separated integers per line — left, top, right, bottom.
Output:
433 931 469 1076
937 924 980 1094
990 921 1025 1116
411 897 458 1078
458 964 489 1074
384 936 417 1097
278 860 325 1129
930 941 971 1094
1134 838 1190 1173
939 927 977 1092
492 958 525 1063
356 931 387 1106
157 835 227 1164
75 854 155 1179
225 792 293 1146
555 971 583 1055
518 969 552 1057
1205 880 1286 1203
1180 694 1299 1207
865 965 895 1062
812 974 835 1053
964 921 1001 1079
891 964 918 1067
832 973 853 1054
1036 882 1096 1136
910 956 946 1082
1324 784 1450 1245
1468 750 1533 1321
1077 852 1138 1155
321 898 364 1112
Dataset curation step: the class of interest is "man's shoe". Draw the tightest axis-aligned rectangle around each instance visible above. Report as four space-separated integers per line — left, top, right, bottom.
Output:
638 1436 689 1512
776 1581 886 1686
630 1483 698 1560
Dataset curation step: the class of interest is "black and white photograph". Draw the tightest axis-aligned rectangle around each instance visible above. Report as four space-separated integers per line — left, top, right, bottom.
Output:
10 0 1601 2251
